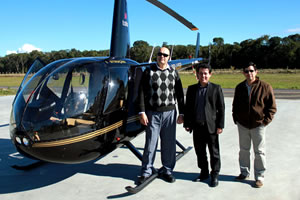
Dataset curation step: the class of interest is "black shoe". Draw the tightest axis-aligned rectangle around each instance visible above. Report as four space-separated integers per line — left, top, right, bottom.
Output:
161 173 176 183
235 174 249 181
200 172 210 181
193 172 209 182
210 177 219 187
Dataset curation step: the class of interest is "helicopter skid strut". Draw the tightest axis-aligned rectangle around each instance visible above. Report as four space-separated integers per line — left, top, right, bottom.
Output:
124 140 192 194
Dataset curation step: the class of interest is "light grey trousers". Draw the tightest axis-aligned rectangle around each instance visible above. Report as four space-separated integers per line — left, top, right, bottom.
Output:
237 122 266 181
141 109 177 177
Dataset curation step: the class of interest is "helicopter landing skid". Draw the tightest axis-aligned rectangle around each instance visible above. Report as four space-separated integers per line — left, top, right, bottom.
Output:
125 171 159 194
124 140 192 194
11 160 45 171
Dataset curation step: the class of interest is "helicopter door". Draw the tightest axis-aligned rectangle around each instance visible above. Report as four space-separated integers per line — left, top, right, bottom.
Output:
103 66 129 114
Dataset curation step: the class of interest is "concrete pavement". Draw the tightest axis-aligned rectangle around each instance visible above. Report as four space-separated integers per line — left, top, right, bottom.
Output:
0 95 300 200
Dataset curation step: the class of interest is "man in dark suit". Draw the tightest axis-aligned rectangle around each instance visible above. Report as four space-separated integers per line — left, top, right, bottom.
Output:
184 63 225 187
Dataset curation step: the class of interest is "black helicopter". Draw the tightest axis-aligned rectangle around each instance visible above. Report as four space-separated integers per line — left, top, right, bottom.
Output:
9 0 202 169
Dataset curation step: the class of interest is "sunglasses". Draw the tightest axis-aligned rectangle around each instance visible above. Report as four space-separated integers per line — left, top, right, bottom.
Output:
244 69 255 73
157 52 169 57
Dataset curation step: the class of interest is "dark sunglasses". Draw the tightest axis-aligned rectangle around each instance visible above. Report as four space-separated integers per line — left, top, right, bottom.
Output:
244 69 255 73
157 52 169 57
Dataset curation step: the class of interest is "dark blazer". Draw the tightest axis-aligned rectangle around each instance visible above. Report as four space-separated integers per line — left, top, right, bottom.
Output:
184 82 225 134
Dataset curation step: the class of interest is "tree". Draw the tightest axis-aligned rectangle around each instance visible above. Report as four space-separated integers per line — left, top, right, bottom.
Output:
1 34 300 74
130 40 151 63
173 45 189 59
267 36 282 68
18 53 28 73
295 47 300 68
211 37 226 68
213 37 224 46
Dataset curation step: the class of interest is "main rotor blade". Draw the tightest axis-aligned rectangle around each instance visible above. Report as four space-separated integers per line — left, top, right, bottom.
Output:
146 0 198 31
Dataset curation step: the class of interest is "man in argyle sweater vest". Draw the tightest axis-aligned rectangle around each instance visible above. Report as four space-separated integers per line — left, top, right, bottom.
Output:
137 47 184 184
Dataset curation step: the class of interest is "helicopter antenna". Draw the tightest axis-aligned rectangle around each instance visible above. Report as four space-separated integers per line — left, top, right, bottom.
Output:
146 0 198 31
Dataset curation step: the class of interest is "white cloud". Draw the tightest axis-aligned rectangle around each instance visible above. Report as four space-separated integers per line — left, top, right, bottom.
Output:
6 44 42 55
6 50 17 55
287 28 300 33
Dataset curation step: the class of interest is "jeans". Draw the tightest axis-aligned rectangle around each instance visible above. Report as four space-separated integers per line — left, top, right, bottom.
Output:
141 109 177 177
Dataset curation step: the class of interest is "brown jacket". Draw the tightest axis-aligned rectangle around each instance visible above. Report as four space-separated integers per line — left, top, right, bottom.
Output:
232 77 277 129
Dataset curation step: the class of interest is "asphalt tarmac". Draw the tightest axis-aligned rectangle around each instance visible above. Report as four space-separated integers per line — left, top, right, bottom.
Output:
0 94 300 200
221 88 300 100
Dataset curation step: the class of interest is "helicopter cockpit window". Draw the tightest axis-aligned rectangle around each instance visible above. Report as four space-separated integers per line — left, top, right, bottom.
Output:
46 69 89 117
21 60 108 141
44 63 103 119
16 59 72 105
103 66 129 114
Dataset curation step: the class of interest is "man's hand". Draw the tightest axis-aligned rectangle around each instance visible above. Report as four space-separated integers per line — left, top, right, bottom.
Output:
185 127 192 133
139 113 149 126
217 128 223 134
177 115 184 124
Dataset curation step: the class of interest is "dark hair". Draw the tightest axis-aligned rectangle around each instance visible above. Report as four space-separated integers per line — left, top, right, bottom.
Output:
244 62 257 70
195 63 212 73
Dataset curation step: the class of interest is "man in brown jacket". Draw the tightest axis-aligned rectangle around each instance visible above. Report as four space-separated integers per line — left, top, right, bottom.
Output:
232 62 276 188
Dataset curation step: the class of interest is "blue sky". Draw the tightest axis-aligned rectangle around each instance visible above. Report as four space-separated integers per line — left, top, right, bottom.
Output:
1 0 300 57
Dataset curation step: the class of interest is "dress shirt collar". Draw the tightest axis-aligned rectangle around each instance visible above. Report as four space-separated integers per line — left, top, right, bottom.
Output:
156 64 170 71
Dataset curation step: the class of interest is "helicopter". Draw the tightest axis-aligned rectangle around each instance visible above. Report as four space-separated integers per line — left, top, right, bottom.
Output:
9 0 203 168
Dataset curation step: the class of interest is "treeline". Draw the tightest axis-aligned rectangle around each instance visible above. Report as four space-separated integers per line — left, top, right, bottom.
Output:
0 34 299 73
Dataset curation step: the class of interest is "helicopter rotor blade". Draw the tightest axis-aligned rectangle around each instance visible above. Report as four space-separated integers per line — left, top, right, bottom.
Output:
146 0 198 31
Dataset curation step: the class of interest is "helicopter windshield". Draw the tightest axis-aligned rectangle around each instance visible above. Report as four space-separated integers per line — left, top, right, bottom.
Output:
19 59 108 141
19 58 45 90
15 59 73 105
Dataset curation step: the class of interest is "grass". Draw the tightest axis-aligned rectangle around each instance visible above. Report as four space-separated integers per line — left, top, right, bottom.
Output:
0 76 23 87
180 70 300 89
0 88 17 96
0 70 299 96
0 75 22 96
